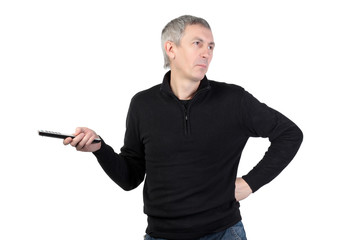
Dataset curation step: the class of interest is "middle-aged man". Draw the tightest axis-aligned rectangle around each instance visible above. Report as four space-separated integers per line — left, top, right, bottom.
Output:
64 15 303 240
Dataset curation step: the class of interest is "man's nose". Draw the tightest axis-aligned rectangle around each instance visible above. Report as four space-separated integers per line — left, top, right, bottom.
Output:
200 47 212 58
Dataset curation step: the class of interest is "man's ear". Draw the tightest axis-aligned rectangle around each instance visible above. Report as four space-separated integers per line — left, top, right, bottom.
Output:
164 41 176 60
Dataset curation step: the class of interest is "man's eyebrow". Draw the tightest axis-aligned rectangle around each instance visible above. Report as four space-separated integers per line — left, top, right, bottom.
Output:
192 37 215 46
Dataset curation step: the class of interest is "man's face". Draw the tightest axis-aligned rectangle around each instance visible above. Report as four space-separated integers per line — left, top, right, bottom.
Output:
171 24 215 82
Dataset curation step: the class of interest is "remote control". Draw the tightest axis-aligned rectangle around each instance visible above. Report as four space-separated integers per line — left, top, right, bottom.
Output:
38 130 101 143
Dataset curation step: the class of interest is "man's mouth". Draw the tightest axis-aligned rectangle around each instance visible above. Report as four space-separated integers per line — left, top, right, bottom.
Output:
196 64 207 68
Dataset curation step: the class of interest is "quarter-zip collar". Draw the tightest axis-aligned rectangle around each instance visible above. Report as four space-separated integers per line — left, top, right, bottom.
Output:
160 71 211 97
160 71 211 135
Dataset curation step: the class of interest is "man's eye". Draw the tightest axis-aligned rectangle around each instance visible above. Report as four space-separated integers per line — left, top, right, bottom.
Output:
194 41 200 46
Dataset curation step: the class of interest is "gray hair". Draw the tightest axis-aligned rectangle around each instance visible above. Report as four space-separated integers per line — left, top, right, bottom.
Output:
161 15 211 69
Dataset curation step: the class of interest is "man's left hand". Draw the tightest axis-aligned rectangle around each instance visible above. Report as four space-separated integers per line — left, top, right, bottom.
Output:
235 178 252 201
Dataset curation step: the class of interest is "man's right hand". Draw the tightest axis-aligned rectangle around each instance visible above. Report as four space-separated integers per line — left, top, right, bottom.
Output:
63 127 101 152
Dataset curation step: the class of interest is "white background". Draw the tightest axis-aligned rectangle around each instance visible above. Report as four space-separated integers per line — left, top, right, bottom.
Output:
1 0 359 239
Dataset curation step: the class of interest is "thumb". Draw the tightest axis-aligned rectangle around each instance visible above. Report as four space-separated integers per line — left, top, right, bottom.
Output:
74 127 84 136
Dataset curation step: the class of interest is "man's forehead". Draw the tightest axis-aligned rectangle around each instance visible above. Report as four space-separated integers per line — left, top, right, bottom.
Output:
183 24 214 42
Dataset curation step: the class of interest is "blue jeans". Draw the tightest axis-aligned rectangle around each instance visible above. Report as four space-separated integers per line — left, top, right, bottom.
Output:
144 221 247 240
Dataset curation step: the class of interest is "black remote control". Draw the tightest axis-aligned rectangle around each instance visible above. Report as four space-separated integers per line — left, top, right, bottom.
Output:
38 130 101 143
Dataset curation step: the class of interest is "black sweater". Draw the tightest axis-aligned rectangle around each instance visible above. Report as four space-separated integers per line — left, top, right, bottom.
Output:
93 71 303 239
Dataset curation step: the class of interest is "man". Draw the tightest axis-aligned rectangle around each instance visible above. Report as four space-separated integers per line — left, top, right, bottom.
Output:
64 15 303 240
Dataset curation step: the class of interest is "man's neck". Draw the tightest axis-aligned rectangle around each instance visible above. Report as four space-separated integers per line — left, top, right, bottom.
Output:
170 71 201 100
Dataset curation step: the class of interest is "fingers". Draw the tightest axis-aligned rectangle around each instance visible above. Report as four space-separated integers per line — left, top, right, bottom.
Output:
75 133 93 151
70 132 85 148
64 127 100 152
63 137 73 145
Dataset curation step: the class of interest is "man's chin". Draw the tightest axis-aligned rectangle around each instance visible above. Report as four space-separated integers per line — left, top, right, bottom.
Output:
192 71 207 82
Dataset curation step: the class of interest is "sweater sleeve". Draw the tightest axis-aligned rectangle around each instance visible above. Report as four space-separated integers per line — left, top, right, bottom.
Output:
93 98 145 191
241 91 303 193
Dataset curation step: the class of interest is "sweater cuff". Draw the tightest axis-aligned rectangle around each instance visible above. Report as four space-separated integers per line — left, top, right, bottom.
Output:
92 136 107 158
241 174 260 193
